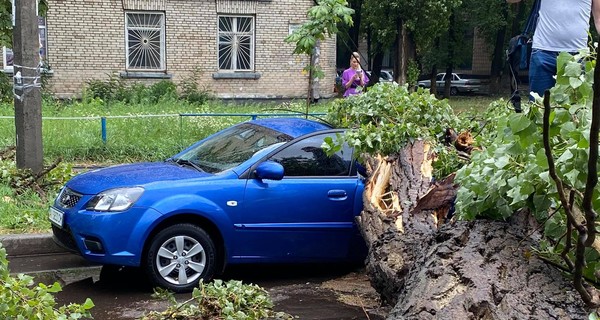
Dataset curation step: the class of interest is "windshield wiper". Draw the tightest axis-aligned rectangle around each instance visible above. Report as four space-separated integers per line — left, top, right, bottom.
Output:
173 158 204 172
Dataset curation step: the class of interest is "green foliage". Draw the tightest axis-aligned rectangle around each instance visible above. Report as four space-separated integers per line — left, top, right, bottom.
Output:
407 59 420 89
285 0 353 91
285 0 354 56
83 73 129 103
0 154 75 233
325 82 463 178
0 72 13 104
455 48 599 279
0 243 94 319
179 68 214 105
147 80 178 103
0 0 12 48
142 279 292 320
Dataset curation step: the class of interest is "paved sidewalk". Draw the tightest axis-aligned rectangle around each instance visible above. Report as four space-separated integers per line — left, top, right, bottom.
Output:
0 233 100 276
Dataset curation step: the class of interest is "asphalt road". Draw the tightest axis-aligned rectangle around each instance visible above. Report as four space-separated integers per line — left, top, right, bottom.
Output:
1 233 388 320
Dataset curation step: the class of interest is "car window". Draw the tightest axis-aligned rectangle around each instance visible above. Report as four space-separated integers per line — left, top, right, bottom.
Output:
453 74 460 81
436 74 444 81
268 133 353 177
178 123 292 173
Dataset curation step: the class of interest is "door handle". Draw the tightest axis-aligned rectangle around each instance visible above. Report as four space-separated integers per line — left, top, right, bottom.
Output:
327 190 347 200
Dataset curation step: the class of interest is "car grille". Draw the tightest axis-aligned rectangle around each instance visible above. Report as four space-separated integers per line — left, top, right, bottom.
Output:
57 188 82 209
51 225 79 253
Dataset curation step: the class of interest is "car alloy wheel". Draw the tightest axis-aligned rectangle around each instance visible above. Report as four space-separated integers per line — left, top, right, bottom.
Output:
146 224 216 292
450 87 458 96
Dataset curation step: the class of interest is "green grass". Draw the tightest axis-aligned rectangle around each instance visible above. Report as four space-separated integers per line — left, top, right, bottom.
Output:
1 98 329 164
445 95 503 114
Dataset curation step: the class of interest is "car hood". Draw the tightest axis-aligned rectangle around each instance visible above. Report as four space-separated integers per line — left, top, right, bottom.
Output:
67 162 213 195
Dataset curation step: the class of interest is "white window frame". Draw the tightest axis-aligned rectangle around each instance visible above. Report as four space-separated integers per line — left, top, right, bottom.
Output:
125 11 166 71
218 15 255 72
3 0 48 72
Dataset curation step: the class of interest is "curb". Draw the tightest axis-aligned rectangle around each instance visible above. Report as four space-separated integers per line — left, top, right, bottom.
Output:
0 233 67 257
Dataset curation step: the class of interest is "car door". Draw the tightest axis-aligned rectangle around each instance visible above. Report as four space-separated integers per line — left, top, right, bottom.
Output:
233 132 361 261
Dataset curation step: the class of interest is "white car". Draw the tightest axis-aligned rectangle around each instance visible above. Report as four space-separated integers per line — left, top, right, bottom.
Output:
417 73 481 95
366 70 395 83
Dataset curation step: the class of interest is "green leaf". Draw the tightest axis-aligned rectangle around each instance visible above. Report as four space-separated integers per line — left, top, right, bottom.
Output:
564 61 583 77
509 114 531 133
495 155 510 169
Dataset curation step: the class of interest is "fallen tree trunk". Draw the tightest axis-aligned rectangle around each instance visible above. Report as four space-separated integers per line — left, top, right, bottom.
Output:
358 142 592 319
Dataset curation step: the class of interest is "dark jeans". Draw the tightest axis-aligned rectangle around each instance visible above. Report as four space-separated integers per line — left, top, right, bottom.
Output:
529 49 559 101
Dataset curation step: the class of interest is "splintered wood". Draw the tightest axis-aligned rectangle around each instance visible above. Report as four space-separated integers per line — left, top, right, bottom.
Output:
364 155 403 232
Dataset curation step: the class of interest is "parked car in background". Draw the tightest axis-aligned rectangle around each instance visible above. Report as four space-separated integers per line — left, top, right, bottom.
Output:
50 118 366 292
366 70 395 83
417 73 481 95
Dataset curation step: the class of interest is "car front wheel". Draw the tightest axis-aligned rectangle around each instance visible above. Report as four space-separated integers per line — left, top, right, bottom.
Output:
145 224 217 292
450 87 458 96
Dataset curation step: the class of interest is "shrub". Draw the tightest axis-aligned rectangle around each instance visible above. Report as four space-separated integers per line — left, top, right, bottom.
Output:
179 68 214 105
148 80 178 103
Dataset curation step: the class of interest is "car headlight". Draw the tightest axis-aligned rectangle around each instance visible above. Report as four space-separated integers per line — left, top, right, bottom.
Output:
86 187 144 212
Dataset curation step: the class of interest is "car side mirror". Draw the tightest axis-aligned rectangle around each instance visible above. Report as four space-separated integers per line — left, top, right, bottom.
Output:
255 161 284 181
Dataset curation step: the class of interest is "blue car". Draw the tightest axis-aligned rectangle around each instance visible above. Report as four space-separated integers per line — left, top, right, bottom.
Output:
50 118 366 292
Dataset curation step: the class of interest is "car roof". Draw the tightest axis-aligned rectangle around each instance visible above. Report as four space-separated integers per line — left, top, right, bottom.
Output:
249 117 333 138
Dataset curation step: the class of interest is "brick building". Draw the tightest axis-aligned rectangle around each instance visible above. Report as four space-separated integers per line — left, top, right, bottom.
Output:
4 0 337 100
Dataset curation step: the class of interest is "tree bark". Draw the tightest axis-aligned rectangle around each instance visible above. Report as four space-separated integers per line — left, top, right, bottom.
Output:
358 141 592 319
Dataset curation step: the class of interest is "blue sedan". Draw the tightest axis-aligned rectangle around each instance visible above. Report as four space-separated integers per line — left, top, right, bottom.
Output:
50 118 366 292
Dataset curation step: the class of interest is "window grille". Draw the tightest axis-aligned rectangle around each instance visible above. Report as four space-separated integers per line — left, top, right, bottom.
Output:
125 12 165 71
218 16 254 71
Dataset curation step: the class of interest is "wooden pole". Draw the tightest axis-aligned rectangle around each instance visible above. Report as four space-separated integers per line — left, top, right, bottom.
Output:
13 0 43 174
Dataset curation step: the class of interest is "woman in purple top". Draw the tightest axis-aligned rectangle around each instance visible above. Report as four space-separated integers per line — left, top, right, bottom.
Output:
342 52 369 97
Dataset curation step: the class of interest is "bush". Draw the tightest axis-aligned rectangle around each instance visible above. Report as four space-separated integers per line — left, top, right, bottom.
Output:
147 80 178 103
83 73 126 103
179 68 214 105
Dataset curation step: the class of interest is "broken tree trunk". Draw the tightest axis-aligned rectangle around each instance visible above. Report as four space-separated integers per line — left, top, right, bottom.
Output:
358 141 592 319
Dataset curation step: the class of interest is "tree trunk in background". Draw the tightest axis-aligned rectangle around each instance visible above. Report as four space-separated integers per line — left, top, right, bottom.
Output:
311 40 321 101
429 66 438 96
358 143 591 319
443 14 456 98
488 3 509 94
369 51 384 87
394 22 416 85
347 0 363 51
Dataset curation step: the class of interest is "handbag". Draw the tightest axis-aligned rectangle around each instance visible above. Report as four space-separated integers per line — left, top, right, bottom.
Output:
506 0 541 112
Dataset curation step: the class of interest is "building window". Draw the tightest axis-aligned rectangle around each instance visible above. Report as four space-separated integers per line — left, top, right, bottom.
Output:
218 16 254 71
3 1 48 72
125 12 165 71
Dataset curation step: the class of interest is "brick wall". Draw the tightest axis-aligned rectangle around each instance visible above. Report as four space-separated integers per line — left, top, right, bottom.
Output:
44 0 336 99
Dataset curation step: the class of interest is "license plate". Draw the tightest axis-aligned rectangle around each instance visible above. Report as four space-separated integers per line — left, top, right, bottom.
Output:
49 207 64 227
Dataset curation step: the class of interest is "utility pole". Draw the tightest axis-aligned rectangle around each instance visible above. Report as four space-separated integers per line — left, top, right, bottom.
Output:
13 0 43 174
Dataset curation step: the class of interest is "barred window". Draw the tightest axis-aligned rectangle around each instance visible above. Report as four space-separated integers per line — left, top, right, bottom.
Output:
125 12 165 71
218 16 254 71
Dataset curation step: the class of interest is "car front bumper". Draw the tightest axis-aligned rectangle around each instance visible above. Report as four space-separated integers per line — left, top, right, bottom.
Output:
50 205 162 267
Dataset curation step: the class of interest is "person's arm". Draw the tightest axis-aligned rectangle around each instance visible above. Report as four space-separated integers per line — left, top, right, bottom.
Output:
343 70 356 89
593 0 600 33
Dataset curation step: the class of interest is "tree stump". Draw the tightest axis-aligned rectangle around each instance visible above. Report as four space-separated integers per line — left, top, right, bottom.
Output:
358 141 590 318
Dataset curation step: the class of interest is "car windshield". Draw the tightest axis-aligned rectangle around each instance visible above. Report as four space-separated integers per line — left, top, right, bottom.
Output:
174 123 292 174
